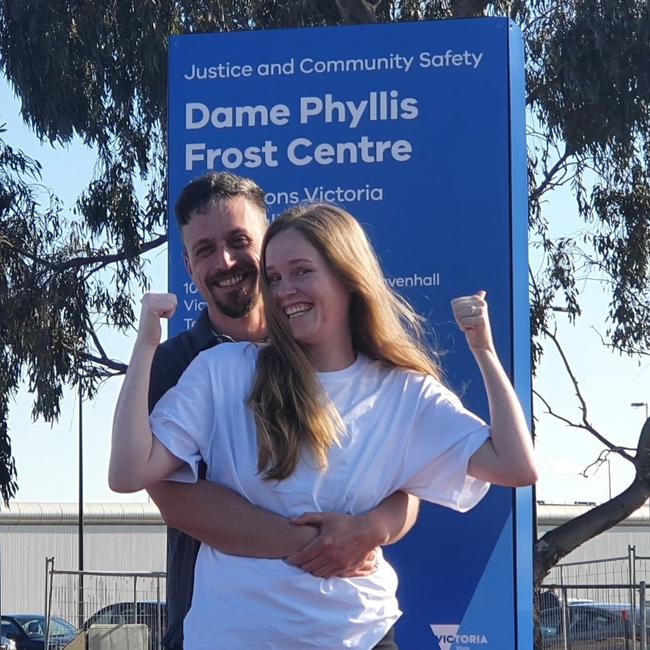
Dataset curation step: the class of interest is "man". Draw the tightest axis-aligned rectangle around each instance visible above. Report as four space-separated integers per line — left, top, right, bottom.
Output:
145 172 418 650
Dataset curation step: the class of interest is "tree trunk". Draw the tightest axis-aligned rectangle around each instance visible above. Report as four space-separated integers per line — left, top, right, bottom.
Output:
535 418 650 587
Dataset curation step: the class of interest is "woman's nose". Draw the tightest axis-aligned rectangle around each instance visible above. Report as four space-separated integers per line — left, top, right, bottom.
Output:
276 277 297 299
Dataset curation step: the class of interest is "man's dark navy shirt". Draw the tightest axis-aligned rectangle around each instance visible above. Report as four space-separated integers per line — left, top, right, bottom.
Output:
148 309 229 650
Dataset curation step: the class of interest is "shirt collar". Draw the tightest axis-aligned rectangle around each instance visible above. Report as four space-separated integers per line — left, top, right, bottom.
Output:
191 308 233 351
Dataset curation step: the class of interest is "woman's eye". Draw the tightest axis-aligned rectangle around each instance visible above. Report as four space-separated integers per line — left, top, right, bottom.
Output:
296 268 311 277
267 274 280 285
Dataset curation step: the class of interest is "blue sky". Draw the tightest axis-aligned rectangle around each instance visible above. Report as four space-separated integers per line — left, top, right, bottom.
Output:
2 74 650 506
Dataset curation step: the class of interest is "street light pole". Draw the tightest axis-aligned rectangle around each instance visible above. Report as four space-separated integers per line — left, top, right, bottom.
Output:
630 402 649 420
607 459 612 501
78 377 84 629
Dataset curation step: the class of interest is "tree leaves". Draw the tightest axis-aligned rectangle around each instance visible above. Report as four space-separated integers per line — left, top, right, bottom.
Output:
0 1 649 515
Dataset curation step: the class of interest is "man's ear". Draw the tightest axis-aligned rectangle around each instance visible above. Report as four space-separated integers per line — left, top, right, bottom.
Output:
183 249 192 278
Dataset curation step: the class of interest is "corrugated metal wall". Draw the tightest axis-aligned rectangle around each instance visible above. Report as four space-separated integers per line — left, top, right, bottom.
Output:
537 503 650 564
0 504 166 615
537 523 650 563
2 502 649 617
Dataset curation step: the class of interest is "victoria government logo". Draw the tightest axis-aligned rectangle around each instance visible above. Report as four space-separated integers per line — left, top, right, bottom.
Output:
430 624 489 650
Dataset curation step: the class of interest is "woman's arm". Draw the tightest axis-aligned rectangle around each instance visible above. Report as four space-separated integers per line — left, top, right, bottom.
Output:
109 293 184 492
452 291 538 487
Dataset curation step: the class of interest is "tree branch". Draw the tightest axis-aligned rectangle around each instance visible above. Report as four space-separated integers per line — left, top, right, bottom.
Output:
3 233 166 274
80 351 127 374
539 326 637 464
530 151 572 203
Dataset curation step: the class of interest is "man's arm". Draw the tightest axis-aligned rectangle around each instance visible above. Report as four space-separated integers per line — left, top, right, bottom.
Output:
149 480 419 573
148 479 318 557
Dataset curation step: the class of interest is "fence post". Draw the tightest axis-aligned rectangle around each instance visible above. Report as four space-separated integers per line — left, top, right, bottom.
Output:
640 582 647 650
44 557 55 650
561 585 570 650
156 574 162 650
133 575 138 624
631 546 638 650
43 557 50 640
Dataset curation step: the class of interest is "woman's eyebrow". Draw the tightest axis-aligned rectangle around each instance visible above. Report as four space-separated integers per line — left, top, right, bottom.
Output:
266 257 313 271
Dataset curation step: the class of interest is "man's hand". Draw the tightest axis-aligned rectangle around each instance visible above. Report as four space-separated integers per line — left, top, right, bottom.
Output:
285 512 383 579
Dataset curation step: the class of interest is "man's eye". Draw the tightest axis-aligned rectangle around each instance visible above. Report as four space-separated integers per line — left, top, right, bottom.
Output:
195 247 211 258
231 237 249 248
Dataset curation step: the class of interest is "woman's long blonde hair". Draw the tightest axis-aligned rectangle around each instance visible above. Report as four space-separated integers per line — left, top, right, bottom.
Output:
248 203 443 480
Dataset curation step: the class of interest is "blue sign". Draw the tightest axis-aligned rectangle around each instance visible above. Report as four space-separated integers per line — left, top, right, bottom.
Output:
168 18 531 649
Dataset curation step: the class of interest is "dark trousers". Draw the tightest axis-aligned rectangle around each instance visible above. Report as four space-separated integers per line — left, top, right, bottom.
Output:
372 625 399 650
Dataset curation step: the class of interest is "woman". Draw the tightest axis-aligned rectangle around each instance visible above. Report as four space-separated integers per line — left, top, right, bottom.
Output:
110 203 537 649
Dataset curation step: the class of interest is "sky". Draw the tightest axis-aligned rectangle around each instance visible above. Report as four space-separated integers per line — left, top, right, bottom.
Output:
2 74 650 508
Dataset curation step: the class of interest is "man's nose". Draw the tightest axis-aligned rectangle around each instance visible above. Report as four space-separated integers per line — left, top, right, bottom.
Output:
214 246 237 271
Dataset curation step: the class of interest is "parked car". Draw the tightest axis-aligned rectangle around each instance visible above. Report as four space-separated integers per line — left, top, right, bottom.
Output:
82 601 166 650
574 602 650 642
541 604 633 649
0 615 77 650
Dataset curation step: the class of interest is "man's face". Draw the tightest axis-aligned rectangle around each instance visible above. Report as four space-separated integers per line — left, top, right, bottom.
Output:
182 196 266 323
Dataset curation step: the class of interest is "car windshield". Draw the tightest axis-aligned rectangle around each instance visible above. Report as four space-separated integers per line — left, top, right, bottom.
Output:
16 616 75 638
50 618 76 637
16 617 43 637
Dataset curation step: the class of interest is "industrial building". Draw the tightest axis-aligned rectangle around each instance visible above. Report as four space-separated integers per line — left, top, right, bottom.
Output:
1 501 649 616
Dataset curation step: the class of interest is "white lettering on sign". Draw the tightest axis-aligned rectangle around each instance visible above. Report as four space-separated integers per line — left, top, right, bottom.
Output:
430 624 489 649
419 50 484 69
287 137 411 166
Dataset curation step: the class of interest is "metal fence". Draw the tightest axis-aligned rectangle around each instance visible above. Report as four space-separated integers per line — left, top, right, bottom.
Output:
541 546 650 650
545 547 650 593
44 557 166 650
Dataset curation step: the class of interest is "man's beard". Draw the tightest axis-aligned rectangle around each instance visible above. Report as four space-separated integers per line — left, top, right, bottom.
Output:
208 263 260 319
214 285 259 319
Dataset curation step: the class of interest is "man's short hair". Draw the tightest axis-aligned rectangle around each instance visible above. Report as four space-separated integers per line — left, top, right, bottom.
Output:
174 172 267 227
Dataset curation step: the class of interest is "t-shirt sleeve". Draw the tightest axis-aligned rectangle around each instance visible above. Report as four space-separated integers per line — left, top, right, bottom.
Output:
149 353 215 484
400 377 491 512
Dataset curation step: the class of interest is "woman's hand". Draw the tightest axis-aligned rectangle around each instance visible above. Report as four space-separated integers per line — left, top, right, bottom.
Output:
136 292 178 350
451 290 494 353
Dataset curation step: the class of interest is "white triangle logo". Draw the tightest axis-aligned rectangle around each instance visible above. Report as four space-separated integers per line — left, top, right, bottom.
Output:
430 624 460 650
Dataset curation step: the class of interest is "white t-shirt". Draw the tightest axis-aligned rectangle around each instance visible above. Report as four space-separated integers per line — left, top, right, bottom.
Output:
151 342 490 650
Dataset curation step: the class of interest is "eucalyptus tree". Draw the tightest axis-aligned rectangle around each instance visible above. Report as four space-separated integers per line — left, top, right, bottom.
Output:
1 2 649 593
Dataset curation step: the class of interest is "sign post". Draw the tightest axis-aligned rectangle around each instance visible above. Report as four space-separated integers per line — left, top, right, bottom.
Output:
168 18 532 648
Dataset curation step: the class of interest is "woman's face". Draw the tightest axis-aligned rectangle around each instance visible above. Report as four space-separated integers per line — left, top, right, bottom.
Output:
265 227 352 357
